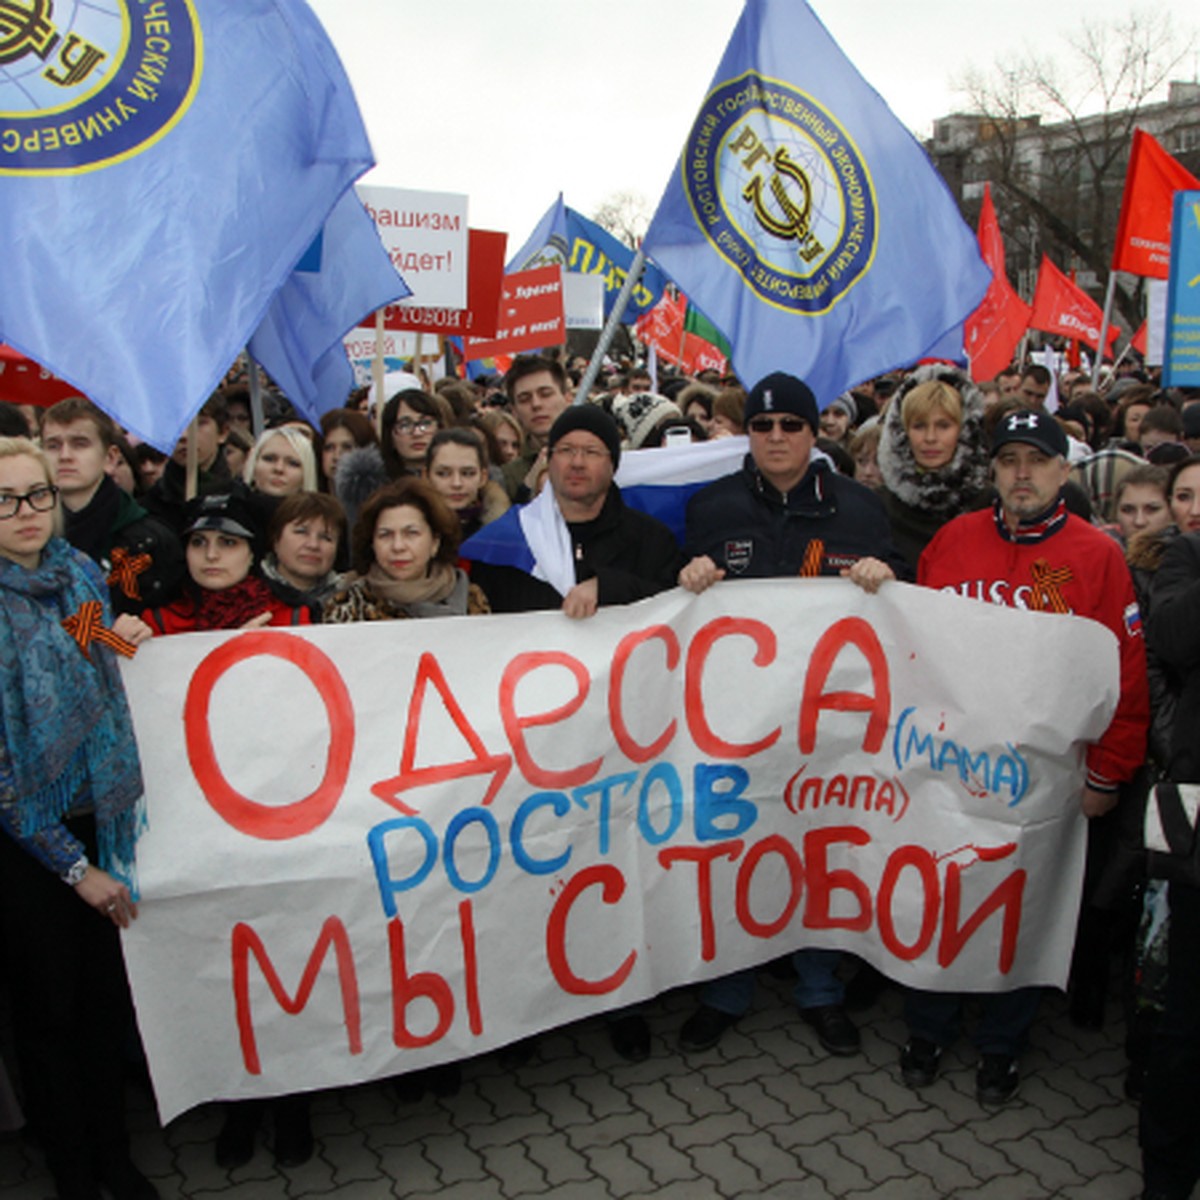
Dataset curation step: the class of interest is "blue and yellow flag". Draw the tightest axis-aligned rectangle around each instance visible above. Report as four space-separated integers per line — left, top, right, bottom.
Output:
642 0 990 402
508 194 668 319
0 0 385 448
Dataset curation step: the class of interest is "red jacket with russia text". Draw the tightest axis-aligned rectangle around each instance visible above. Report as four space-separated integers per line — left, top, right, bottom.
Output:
918 500 1149 789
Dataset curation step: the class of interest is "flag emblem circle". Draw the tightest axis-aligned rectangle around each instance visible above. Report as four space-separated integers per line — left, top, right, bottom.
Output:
682 71 878 315
0 0 200 175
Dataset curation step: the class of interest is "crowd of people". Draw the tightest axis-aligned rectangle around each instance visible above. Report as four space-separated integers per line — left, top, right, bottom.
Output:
1 345 1198 1199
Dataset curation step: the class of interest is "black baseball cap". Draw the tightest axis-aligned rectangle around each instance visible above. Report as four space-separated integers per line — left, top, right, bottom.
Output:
990 409 1068 459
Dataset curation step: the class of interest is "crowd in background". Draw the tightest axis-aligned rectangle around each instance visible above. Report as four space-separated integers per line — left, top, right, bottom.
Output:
2 340 1200 1200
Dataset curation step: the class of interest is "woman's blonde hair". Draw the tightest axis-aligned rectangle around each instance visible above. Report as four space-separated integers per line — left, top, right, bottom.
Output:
900 380 963 429
0 435 64 536
243 425 318 493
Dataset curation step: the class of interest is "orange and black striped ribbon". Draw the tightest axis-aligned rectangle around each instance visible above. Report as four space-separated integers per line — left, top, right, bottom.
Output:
61 601 137 661
799 538 825 578
1030 558 1073 614
107 547 152 600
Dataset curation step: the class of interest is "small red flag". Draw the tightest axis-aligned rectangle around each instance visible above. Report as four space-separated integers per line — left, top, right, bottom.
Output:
1029 257 1118 353
635 292 686 364
1111 129 1200 279
964 184 1031 382
635 294 729 375
0 344 80 408
1131 320 1148 357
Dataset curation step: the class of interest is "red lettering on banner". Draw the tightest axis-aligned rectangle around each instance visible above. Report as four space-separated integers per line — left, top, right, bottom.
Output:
685 618 781 757
388 915 454 1048
372 652 511 813
545 866 637 994
186 632 353 839
877 846 940 960
798 617 891 754
608 625 680 762
734 834 803 938
231 917 361 1075
939 849 1024 973
802 826 873 932
500 652 602 788
459 900 483 1036
658 840 744 960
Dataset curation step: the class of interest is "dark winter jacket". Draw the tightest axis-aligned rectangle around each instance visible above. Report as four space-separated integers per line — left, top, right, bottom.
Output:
1146 531 1200 783
474 486 684 614
64 476 185 615
684 454 909 582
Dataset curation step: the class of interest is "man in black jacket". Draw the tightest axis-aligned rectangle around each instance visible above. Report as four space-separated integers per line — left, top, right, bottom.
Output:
41 398 183 615
676 371 907 1060
467 405 683 1064
473 405 683 616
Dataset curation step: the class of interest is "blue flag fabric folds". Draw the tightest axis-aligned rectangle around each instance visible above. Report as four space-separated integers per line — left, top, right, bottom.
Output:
641 0 990 403
508 195 668 319
0 0 380 449
248 189 410 426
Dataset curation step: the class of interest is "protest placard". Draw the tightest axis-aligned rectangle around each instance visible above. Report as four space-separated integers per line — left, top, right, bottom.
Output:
463 266 566 359
357 185 469 310
120 581 1116 1121
363 229 508 339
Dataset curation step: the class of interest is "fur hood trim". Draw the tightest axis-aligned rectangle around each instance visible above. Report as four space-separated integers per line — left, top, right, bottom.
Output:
877 364 990 516
479 479 510 526
334 445 389 529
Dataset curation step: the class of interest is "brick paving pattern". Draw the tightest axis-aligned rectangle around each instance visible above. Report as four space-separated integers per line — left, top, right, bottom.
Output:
0 975 1146 1198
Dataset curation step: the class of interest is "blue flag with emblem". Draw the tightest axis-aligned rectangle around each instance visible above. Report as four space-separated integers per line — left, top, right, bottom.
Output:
509 194 668 319
0 0 384 450
641 0 990 403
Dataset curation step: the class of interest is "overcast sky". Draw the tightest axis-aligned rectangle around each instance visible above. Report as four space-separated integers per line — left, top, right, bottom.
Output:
307 0 1197 249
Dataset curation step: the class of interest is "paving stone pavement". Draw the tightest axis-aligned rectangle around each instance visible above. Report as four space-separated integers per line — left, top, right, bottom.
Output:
0 974 1149 1199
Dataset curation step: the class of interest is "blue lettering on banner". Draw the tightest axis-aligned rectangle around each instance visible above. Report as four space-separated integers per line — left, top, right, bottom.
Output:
892 707 1029 806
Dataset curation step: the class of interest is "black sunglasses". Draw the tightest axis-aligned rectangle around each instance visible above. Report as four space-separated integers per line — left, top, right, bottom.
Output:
748 415 809 435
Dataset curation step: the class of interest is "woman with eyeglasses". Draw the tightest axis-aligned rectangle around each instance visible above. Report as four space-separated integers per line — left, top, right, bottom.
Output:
380 389 454 479
0 437 159 1199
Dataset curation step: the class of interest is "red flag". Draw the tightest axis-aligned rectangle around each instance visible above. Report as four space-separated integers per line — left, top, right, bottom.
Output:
1131 320 1148 357
964 184 1031 382
0 345 80 408
636 292 686 364
1029 257 1118 353
1111 129 1200 278
635 293 729 375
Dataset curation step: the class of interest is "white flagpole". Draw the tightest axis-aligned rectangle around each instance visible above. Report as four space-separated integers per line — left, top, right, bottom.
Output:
575 249 647 404
1091 273 1117 387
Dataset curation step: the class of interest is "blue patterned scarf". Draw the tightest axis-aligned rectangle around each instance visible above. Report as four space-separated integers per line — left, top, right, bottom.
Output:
0 538 145 890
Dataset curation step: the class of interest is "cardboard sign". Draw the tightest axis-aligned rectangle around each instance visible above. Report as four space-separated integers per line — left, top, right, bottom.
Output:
463 266 565 360
120 581 1116 1122
357 185 468 310
363 229 508 338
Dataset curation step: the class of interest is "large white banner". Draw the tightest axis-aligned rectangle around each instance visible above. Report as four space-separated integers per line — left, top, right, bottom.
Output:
120 581 1118 1122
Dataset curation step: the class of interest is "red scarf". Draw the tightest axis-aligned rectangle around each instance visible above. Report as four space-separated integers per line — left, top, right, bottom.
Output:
190 575 277 630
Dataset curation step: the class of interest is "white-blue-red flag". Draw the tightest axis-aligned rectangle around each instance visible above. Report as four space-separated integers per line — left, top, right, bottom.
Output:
460 436 748 575
0 0 391 448
641 0 990 403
